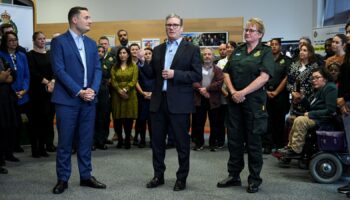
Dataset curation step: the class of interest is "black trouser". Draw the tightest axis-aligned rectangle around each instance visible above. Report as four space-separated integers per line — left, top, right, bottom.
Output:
13 102 31 151
151 93 190 181
29 101 54 154
114 118 134 145
226 98 267 186
0 126 14 163
135 119 152 144
191 97 221 147
94 85 111 145
217 104 227 146
263 91 289 149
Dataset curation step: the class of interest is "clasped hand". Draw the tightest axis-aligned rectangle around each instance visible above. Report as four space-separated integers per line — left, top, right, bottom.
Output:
79 88 95 101
231 90 246 103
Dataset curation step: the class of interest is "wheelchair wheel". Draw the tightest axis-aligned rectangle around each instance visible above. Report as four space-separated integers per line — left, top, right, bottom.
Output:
309 153 343 183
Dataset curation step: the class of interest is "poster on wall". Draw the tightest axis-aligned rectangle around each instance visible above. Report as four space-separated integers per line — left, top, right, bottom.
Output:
312 24 345 55
141 38 160 49
181 32 228 47
105 35 116 47
0 4 34 51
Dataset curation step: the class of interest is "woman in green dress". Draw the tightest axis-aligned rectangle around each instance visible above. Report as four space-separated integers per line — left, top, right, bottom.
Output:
111 47 138 149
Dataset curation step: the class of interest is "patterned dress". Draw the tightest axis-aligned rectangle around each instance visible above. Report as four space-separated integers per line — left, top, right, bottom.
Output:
110 63 138 119
287 61 319 113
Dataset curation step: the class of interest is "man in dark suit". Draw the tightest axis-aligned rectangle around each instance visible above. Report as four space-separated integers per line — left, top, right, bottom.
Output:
50 6 105 194
138 13 202 191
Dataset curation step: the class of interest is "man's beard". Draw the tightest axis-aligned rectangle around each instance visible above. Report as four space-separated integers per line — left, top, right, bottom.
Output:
121 39 128 46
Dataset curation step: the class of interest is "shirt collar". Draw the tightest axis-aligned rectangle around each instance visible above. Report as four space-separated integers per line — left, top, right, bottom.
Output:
69 29 84 40
167 37 182 45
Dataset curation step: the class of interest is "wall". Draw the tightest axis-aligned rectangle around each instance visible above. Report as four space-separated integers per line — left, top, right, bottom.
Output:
36 17 244 46
36 0 314 41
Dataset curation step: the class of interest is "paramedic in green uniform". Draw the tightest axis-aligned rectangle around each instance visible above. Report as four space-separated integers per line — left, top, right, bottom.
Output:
217 18 274 193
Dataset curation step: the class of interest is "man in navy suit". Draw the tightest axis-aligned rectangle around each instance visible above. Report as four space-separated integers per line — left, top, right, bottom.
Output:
138 13 202 191
50 6 105 194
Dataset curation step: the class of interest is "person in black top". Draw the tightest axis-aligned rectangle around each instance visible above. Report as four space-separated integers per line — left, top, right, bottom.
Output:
262 38 291 153
0 56 17 174
27 31 55 157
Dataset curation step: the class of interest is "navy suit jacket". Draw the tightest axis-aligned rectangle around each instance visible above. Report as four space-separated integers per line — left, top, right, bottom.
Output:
50 31 101 106
143 40 202 114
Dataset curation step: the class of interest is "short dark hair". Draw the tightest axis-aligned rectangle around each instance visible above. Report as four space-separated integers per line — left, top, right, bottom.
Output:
227 41 237 49
32 31 44 41
270 38 282 45
144 47 153 52
311 67 333 82
0 23 13 35
117 29 128 37
99 36 109 42
129 43 140 49
68 6 88 24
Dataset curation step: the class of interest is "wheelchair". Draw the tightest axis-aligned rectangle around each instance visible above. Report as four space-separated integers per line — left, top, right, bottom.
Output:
273 120 349 184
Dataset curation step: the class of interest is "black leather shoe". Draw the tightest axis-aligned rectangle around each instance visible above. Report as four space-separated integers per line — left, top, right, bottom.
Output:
146 177 164 188
40 151 49 157
80 176 106 189
5 155 20 162
116 142 123 149
217 176 241 188
283 149 302 158
138 143 146 148
52 181 68 194
105 140 114 145
0 167 8 174
14 146 24 153
338 184 350 194
247 183 259 193
262 147 272 154
347 192 350 198
46 145 56 152
95 144 108 150
173 180 186 191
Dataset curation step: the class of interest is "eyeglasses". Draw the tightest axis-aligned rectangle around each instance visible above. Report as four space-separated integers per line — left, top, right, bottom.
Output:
244 29 259 33
8 39 18 43
165 24 181 29
311 76 323 81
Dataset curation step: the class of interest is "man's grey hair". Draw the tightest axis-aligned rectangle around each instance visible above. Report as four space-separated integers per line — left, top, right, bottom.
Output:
165 13 183 26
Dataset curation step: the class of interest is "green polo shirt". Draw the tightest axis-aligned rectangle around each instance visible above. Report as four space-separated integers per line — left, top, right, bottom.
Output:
223 42 275 91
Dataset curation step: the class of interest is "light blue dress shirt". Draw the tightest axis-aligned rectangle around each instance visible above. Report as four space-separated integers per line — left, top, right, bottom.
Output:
163 37 182 91
69 29 87 87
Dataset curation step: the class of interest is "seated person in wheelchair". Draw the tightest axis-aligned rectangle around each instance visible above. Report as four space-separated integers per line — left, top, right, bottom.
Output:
282 67 338 157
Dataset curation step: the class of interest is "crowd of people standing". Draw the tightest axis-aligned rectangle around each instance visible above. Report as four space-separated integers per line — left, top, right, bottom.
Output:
0 6 350 197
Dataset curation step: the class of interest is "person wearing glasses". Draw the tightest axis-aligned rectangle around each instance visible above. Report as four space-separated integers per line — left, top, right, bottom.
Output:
0 31 30 162
138 13 201 191
217 18 274 193
281 67 337 158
